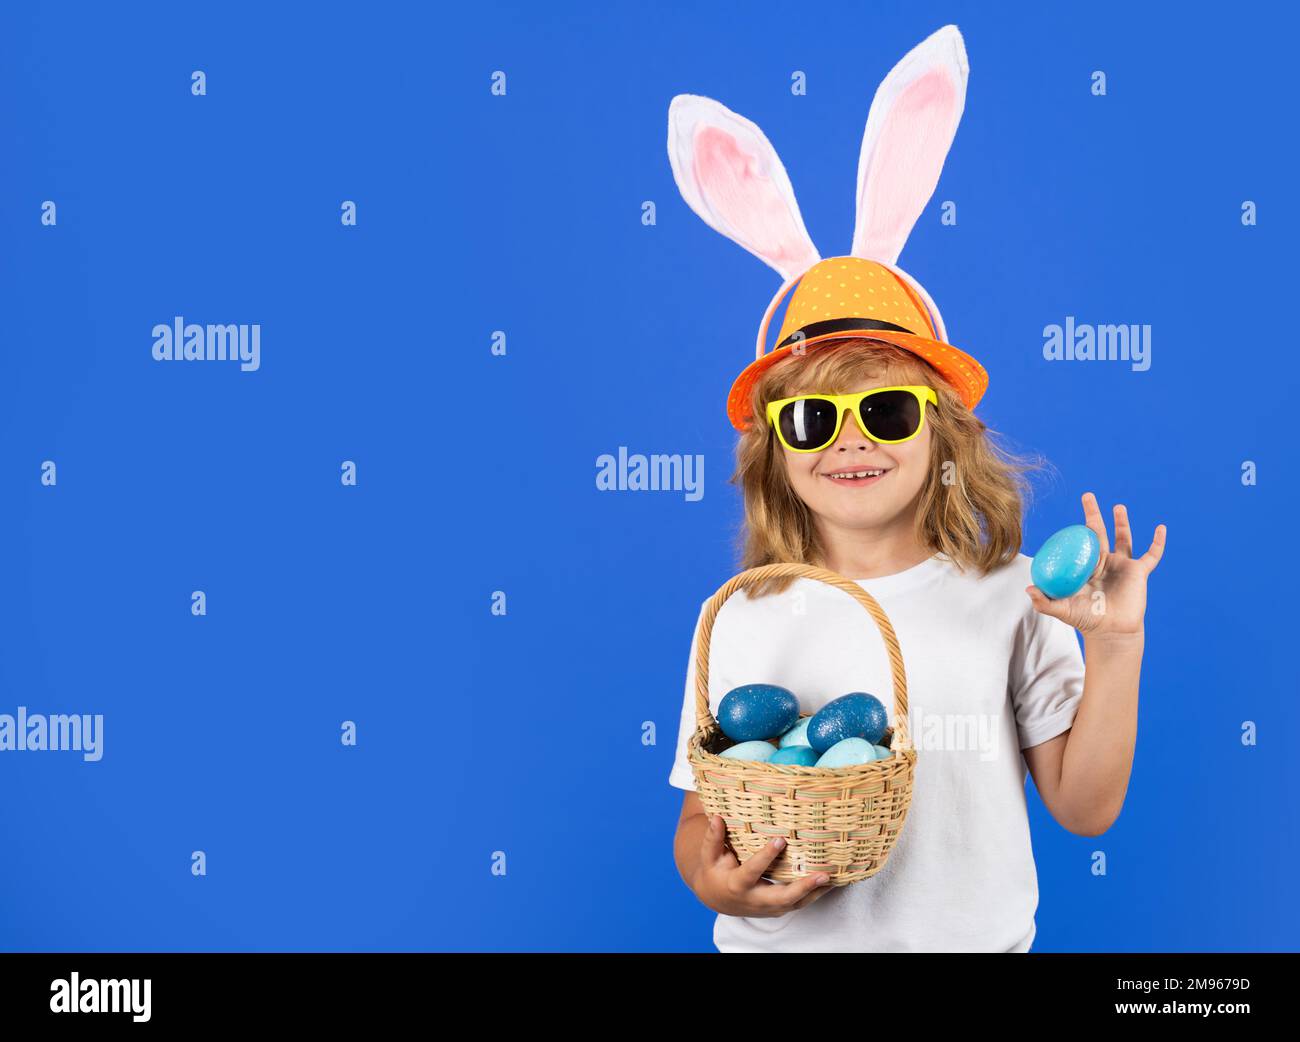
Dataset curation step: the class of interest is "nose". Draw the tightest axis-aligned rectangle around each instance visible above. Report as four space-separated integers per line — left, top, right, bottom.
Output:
831 409 880 453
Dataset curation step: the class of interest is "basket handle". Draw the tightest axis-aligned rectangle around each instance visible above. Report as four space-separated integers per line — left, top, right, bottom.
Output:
693 563 912 752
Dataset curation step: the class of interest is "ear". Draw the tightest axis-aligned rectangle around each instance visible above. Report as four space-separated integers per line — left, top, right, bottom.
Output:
850 24 969 266
667 93 820 281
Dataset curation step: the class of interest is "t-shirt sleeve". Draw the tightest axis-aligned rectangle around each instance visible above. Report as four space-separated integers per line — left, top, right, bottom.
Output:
667 600 708 791
1009 605 1086 750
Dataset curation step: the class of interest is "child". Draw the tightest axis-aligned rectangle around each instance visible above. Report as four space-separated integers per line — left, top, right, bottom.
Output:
667 334 1164 952
664 26 1163 951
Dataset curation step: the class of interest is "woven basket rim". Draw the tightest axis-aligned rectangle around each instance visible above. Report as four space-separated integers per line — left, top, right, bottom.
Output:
687 727 913 777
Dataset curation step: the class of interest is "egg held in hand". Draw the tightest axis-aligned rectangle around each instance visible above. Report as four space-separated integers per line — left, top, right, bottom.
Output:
717 684 800 742
1031 524 1101 599
807 693 889 753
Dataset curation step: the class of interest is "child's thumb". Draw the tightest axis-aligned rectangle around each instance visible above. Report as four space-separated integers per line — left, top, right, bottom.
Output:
1025 585 1064 620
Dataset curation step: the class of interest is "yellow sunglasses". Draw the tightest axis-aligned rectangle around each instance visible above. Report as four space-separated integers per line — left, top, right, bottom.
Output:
766 385 938 453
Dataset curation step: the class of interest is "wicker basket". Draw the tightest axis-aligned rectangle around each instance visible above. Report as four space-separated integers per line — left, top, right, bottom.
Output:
687 563 917 886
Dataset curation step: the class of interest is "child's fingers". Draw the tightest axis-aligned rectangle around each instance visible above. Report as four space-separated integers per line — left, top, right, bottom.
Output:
757 870 832 910
1140 523 1167 573
698 814 732 867
1082 492 1111 555
732 836 790 888
1112 503 1133 557
1025 585 1066 621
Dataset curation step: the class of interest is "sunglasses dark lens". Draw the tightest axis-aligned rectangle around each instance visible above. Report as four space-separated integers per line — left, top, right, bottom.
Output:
777 397 840 450
859 390 921 441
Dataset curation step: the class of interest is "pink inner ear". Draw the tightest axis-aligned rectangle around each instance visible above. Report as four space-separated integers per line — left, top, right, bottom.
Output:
859 68 957 259
693 125 808 270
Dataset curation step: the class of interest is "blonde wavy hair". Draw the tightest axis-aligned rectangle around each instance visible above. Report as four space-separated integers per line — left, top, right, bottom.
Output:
729 338 1055 597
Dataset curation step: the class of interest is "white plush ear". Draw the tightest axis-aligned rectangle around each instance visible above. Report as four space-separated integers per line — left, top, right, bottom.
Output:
668 94 820 281
851 24 969 266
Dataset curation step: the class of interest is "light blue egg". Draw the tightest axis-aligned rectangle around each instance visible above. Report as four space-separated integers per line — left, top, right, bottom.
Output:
872 744 891 759
719 740 777 763
815 738 879 768
778 717 812 749
770 745 819 766
1031 524 1101 600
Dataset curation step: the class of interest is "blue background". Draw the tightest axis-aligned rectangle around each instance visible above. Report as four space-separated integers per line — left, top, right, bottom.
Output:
1 0 1295 952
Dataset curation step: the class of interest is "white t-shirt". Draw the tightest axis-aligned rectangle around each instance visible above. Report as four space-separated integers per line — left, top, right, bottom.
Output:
668 551 1085 953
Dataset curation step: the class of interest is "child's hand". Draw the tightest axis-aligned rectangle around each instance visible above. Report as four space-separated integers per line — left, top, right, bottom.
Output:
689 815 834 917
1026 492 1166 640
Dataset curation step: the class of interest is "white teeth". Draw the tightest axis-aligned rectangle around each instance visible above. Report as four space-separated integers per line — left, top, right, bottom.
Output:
829 470 884 479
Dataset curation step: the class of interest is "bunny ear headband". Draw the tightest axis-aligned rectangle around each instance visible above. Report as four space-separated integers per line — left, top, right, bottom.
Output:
667 23 989 431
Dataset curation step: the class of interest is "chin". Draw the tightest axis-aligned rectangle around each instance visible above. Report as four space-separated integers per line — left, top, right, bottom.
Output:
828 501 894 525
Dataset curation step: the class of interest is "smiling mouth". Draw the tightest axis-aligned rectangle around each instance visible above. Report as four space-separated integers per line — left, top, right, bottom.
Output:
823 468 889 486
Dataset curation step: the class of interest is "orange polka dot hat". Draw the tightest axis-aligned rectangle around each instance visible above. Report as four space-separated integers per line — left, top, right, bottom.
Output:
727 256 988 431
666 24 988 432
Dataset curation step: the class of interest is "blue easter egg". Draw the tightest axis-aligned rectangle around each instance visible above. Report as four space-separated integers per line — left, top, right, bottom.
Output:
778 717 812 748
872 744 891 759
719 740 777 763
815 738 879 768
1031 524 1101 599
770 745 819 766
717 684 800 742
807 693 889 753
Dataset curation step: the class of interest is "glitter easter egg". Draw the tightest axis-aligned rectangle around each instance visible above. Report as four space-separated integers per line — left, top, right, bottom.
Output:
1031 525 1101 599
